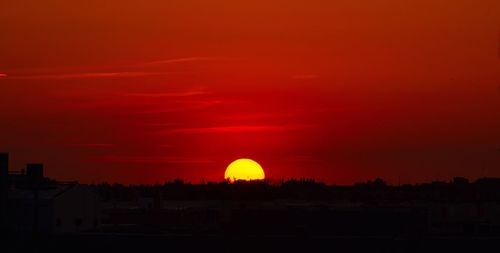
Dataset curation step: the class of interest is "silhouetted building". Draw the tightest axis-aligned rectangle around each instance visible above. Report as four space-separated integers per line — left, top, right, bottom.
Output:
26 163 44 181
0 153 7 183
453 177 469 185
8 184 101 233
0 153 8 232
4 157 101 234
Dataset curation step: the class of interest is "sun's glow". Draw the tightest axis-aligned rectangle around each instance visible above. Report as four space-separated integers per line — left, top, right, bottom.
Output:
224 158 265 182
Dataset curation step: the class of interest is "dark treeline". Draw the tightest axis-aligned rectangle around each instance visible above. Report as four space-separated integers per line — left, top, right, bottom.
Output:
94 177 500 202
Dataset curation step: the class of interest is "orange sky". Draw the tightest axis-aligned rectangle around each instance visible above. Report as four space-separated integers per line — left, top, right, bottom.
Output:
1 0 500 184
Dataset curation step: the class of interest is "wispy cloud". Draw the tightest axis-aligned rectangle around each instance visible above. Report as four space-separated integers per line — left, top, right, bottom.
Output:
123 90 208 98
7 71 164 80
291 74 319 80
65 143 114 148
94 155 212 164
2 56 225 80
285 155 318 162
165 124 315 134
143 57 222 66
129 100 223 114
217 112 296 121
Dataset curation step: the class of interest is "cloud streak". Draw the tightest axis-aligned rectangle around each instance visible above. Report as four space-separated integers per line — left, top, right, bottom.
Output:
143 57 222 66
7 71 164 80
129 100 223 114
2 56 224 80
165 124 315 134
217 112 297 121
94 155 212 164
123 90 208 98
65 143 114 148
291 74 319 80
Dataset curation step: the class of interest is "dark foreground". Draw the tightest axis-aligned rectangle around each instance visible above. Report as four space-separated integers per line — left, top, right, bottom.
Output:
5 176 500 252
6 233 500 253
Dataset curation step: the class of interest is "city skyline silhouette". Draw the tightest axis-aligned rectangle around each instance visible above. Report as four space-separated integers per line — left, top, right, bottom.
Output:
2 0 500 252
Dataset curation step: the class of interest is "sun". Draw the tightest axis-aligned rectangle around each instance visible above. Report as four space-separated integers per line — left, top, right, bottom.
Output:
224 158 265 182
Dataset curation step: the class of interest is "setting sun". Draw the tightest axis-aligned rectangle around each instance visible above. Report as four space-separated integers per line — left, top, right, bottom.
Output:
224 158 265 182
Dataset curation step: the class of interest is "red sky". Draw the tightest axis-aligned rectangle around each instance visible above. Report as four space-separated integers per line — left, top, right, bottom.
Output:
1 0 500 184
